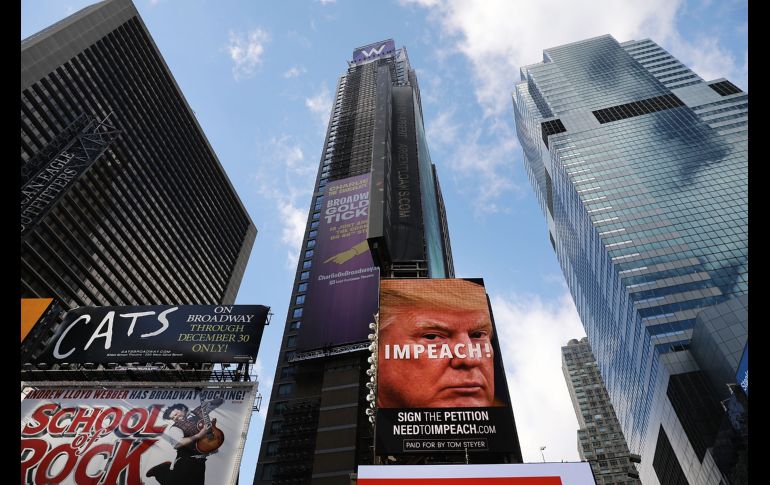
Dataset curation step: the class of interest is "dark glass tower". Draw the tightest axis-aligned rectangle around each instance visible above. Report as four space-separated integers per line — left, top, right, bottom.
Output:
21 0 256 310
514 35 747 484
255 40 460 484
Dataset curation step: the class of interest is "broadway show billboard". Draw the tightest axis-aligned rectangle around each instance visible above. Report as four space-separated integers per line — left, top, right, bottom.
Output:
375 279 519 455
21 383 256 485
35 305 269 365
298 173 380 351
358 463 597 484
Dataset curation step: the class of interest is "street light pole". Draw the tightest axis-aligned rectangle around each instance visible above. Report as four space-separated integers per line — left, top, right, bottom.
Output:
539 446 546 463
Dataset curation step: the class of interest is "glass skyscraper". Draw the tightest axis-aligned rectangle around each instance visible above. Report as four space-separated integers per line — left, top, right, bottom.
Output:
513 35 747 484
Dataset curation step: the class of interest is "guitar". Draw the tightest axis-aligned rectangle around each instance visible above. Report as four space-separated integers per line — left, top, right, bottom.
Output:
195 396 225 454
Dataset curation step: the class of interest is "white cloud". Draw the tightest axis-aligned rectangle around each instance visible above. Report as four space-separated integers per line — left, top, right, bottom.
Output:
426 109 521 215
490 290 586 463
252 136 315 268
283 66 307 79
404 0 682 117
318 0 337 4
227 28 269 80
305 85 333 127
669 35 746 89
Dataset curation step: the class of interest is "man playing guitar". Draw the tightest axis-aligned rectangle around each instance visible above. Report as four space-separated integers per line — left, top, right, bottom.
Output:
146 397 225 485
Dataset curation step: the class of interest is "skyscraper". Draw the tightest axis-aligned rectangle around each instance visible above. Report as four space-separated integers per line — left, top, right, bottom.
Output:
254 40 466 484
21 0 256 312
513 35 747 484
562 337 641 484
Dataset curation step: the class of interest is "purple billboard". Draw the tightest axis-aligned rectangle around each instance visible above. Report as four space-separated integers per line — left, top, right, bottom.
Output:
353 39 396 63
297 173 380 351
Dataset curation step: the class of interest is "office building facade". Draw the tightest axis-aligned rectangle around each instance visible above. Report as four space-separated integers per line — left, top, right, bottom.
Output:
513 35 747 484
562 338 641 484
254 40 495 485
21 0 256 312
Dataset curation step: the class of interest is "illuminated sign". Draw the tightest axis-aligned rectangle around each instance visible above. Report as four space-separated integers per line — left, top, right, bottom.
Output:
375 279 518 455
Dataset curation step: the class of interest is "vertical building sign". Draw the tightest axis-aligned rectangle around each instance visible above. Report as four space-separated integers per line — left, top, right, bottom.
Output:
389 86 425 261
375 279 518 455
298 173 380 351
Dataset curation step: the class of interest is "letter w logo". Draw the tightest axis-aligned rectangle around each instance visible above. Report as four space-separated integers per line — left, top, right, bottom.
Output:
360 44 386 58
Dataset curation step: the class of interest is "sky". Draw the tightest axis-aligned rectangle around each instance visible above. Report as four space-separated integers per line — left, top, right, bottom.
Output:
21 0 747 482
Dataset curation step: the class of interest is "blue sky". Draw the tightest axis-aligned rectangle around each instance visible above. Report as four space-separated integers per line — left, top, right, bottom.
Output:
22 0 747 482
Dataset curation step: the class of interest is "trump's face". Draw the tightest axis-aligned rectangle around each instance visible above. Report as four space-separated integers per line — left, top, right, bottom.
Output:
377 306 495 408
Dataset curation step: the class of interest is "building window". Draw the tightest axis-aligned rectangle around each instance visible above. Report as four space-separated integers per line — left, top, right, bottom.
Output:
269 421 283 434
302 260 312 269
297 282 308 293
307 240 316 249
265 442 279 457
292 308 303 318
289 321 301 330
287 335 297 348
309 230 318 238
273 401 287 415
312 212 320 220
305 249 314 259
295 295 305 305
310 221 319 229
280 366 295 378
300 271 310 280
284 351 295 362
277 383 294 397
261 464 276 480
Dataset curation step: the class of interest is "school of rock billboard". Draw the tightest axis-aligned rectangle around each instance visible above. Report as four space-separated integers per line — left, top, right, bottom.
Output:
297 173 380 352
357 463 598 484
34 304 269 365
375 278 518 455
20 383 256 485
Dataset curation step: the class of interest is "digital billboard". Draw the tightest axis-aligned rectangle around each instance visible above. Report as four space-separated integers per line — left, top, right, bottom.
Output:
35 304 269 365
358 463 597 484
375 279 518 455
298 173 380 351
353 39 396 63
20 383 256 485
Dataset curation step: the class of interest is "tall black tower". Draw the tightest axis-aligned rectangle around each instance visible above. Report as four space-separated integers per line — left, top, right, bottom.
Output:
21 0 256 310
254 39 470 485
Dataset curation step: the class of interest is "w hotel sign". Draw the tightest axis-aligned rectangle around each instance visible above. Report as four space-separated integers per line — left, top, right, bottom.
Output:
353 39 396 63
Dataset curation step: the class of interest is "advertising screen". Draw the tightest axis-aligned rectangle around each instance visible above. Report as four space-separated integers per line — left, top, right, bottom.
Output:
375 279 518 455
358 463 597 484
298 173 380 351
20 383 256 485
35 304 269 364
